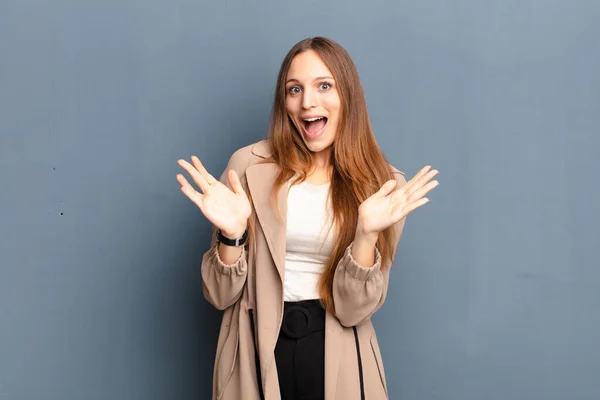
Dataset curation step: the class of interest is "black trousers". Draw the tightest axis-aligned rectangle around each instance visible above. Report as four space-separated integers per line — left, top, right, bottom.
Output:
275 300 326 400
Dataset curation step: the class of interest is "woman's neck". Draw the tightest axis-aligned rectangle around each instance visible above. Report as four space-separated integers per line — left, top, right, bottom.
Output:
304 148 332 185
305 165 331 185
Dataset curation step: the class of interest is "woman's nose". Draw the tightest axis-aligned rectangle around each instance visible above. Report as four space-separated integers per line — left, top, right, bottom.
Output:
302 89 317 109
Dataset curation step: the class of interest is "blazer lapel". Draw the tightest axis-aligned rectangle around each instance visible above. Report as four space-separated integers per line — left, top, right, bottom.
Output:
246 161 287 283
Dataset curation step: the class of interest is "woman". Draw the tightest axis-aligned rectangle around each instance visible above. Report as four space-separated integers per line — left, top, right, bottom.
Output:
176 37 439 400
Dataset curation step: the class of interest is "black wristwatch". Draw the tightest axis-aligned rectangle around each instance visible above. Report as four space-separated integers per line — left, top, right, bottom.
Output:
216 228 248 247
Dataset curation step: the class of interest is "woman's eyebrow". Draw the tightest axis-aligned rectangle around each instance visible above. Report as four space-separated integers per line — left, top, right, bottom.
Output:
286 76 335 84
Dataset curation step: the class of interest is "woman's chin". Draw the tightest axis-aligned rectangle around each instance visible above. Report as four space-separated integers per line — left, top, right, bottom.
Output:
303 137 334 155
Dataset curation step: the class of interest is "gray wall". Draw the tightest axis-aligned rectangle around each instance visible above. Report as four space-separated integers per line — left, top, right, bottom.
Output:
1 0 599 399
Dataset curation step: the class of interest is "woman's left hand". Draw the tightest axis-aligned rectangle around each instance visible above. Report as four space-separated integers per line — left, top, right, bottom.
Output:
357 166 439 238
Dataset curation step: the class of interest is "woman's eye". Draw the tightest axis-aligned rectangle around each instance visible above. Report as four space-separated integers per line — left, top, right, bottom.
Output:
320 82 331 90
288 86 301 94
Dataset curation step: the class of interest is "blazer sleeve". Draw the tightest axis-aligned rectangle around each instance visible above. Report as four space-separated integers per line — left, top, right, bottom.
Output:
332 171 407 327
200 150 250 310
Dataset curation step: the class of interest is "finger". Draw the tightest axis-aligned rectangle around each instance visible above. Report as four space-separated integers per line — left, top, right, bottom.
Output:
407 179 439 203
228 170 245 195
182 186 207 213
374 179 397 198
401 166 432 194
177 159 211 193
177 173 201 197
177 174 206 211
191 156 218 185
405 168 439 196
392 197 430 221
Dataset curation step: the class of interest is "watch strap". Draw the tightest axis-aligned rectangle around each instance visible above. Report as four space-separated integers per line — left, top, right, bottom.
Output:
216 228 248 247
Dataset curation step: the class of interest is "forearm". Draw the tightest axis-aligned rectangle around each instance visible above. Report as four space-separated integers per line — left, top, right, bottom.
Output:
202 241 248 310
218 242 245 265
332 223 390 327
332 242 385 327
217 224 247 265
351 224 379 268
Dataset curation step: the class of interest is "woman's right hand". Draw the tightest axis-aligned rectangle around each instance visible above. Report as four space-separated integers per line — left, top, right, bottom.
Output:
177 156 251 239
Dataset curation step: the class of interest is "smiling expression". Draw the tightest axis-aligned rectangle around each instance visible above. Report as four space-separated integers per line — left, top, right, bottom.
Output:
285 50 341 160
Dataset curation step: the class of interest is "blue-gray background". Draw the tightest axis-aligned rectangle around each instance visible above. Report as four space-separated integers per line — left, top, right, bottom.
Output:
1 0 599 399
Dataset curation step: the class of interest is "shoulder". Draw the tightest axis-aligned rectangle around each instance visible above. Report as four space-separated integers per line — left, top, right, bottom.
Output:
224 139 272 175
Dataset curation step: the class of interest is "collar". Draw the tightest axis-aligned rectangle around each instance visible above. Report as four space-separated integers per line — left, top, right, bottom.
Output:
250 139 272 159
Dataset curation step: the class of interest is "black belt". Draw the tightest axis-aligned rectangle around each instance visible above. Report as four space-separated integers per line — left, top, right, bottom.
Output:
280 300 325 339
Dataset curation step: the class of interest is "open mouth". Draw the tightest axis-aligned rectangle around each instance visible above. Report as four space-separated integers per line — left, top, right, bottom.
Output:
302 116 328 137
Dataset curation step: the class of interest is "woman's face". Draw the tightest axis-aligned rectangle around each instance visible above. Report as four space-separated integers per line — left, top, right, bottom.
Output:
285 50 341 160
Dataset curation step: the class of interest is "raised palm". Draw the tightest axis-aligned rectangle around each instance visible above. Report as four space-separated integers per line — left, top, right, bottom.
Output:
177 156 251 238
358 166 439 236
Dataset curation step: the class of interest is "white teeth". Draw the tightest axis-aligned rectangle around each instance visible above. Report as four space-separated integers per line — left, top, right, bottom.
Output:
303 117 324 122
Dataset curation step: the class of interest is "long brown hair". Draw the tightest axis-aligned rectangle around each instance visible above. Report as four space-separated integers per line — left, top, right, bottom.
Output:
264 36 399 313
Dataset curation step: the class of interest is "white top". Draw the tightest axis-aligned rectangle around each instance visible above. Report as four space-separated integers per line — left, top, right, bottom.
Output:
284 179 335 302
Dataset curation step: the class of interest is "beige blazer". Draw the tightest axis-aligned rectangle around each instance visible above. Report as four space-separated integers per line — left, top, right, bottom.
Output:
201 139 406 400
